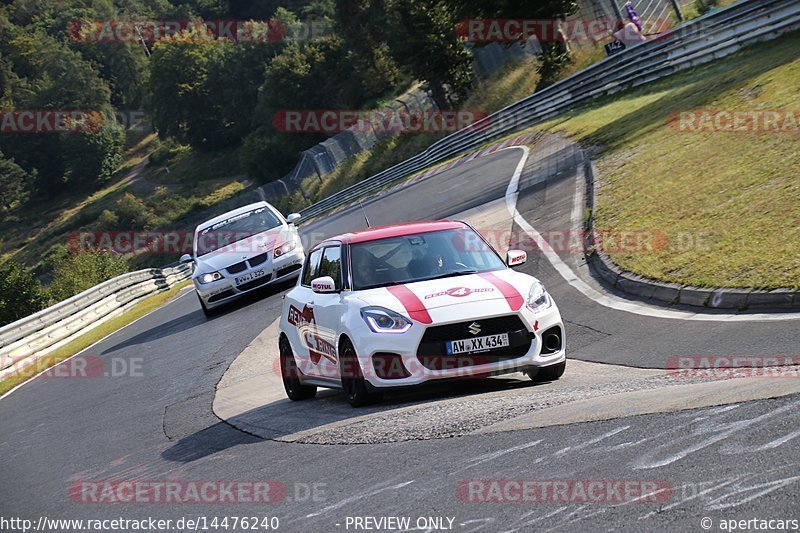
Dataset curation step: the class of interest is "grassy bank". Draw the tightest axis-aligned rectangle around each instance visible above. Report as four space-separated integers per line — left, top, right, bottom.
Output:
539 31 800 289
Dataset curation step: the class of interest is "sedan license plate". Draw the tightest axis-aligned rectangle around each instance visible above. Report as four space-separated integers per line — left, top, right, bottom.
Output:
447 333 510 355
235 269 265 286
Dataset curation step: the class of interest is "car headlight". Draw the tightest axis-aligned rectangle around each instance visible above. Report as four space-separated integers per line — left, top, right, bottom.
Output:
198 271 223 284
274 238 297 258
360 306 412 333
527 280 550 312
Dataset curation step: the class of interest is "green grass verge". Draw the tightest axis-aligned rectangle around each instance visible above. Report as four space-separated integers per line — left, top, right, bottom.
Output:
538 31 800 289
0 280 191 396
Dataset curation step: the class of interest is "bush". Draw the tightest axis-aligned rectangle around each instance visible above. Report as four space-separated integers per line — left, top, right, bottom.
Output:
47 251 129 304
147 139 171 166
95 209 120 230
114 192 157 230
0 262 47 326
61 121 126 188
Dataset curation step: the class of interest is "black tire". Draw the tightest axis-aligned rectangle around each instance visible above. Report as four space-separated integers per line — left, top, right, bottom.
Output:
279 337 317 401
529 360 566 382
339 340 382 407
198 294 217 318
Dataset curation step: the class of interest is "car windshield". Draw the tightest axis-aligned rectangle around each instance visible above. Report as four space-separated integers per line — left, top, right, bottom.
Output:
350 228 506 290
195 207 282 256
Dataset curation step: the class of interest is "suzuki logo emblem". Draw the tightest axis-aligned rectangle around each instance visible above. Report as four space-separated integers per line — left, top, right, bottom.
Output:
468 322 481 335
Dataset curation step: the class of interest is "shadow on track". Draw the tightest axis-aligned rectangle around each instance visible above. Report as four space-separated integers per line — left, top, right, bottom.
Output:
222 375 550 442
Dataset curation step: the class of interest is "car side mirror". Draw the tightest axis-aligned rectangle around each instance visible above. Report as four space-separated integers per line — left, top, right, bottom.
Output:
180 253 194 264
311 276 337 293
506 250 527 267
286 213 301 225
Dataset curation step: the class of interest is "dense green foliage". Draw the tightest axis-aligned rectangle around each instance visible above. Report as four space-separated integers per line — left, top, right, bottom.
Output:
1 0 578 202
0 0 578 315
46 251 129 305
0 260 47 326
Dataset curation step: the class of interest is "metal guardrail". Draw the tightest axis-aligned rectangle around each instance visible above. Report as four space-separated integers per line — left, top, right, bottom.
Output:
297 0 800 221
0 264 192 377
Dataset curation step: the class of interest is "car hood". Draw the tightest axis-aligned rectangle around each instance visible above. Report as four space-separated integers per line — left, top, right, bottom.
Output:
195 227 291 272
354 269 536 318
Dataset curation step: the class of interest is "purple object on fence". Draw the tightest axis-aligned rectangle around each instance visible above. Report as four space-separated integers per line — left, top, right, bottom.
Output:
625 2 643 31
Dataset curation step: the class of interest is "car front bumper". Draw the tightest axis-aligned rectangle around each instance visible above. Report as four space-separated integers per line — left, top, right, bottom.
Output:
350 300 565 389
194 249 304 308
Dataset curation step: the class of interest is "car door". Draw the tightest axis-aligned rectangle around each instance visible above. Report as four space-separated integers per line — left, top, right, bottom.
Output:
284 246 322 377
304 244 346 382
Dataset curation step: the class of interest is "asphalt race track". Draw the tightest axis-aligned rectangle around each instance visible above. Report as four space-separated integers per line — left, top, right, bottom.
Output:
1 141 798 532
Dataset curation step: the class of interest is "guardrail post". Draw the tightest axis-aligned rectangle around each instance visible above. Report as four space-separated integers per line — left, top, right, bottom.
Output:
610 0 624 20
669 0 685 21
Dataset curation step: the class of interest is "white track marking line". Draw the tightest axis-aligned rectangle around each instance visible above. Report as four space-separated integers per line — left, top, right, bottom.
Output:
502 145 800 322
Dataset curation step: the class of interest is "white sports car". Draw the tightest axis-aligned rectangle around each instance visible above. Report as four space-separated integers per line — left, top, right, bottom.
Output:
278 220 566 406
181 201 305 316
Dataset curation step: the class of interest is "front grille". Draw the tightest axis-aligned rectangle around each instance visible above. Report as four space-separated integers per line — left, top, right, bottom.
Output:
417 315 533 370
226 261 247 274
276 263 302 278
236 273 273 291
208 289 235 303
248 252 269 267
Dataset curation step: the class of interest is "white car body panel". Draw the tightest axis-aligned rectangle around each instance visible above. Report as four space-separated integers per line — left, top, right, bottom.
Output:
281 255 565 390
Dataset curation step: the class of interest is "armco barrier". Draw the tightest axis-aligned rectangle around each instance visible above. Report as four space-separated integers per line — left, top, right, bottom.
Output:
0 264 192 377
296 0 800 221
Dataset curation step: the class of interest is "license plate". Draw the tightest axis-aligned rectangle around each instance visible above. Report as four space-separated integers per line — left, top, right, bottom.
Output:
235 269 265 286
447 333 510 355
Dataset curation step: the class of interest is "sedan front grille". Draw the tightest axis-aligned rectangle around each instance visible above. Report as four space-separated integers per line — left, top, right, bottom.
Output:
226 261 247 274
248 252 269 267
416 315 533 370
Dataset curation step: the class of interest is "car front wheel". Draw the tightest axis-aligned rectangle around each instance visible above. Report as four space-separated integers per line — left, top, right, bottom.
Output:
280 337 317 401
339 340 382 407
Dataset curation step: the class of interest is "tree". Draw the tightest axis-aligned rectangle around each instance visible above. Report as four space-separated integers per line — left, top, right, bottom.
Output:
60 121 125 189
334 0 403 99
385 0 473 109
242 34 375 180
47 251 129 304
0 24 117 193
0 261 47 327
0 151 33 214
449 0 580 88
148 27 237 150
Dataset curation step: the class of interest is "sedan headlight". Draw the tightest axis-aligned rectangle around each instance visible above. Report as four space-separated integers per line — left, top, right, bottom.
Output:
360 306 412 333
274 238 297 258
198 271 223 284
527 280 550 312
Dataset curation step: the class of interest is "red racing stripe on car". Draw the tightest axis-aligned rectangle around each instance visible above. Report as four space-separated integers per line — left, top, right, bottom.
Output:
478 272 524 311
386 285 433 324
